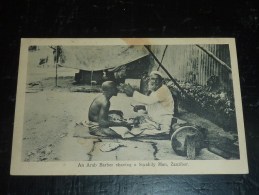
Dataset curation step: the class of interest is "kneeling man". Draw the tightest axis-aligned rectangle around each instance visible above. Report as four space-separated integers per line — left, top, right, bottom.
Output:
88 81 131 137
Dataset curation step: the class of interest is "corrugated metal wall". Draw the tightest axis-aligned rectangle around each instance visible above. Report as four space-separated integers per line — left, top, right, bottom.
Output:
151 44 232 91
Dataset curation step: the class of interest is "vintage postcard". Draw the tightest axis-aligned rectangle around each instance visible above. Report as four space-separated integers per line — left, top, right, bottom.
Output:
11 38 248 175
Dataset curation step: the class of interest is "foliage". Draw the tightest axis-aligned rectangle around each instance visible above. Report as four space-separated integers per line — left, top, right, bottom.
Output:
166 80 237 132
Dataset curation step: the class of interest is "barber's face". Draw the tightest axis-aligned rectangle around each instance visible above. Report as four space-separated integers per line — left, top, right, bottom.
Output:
148 74 162 91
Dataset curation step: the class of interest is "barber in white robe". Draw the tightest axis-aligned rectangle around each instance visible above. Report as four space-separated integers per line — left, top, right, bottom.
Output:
124 71 174 133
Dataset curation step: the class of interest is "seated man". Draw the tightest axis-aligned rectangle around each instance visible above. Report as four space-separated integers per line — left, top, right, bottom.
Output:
123 71 174 133
88 81 132 137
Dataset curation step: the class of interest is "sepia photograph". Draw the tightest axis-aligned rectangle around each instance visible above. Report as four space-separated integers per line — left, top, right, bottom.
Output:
11 38 248 175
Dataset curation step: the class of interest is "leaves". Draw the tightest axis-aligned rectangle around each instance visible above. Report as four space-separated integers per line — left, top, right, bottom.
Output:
167 81 236 131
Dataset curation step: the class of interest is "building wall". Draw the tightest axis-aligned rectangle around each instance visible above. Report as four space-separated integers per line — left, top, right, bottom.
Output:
151 45 232 91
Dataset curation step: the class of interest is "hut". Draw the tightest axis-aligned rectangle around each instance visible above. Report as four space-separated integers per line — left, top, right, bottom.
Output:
55 45 154 86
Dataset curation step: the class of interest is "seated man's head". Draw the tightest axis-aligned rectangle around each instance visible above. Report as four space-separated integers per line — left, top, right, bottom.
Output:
148 71 163 91
102 81 118 96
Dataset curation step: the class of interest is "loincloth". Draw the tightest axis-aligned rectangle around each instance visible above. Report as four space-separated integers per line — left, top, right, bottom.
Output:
82 121 118 137
78 120 134 139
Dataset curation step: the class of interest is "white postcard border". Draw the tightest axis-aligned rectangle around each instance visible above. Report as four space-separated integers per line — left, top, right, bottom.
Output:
11 38 248 175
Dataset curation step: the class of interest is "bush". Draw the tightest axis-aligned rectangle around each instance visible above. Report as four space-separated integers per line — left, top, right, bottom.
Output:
166 80 237 132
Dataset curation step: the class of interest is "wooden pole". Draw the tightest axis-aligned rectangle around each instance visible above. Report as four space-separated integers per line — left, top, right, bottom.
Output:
196 44 232 72
49 46 58 86
157 45 168 71
55 46 61 87
55 63 58 87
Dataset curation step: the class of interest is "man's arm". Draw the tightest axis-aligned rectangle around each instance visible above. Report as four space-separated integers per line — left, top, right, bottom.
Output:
133 91 159 105
123 83 160 105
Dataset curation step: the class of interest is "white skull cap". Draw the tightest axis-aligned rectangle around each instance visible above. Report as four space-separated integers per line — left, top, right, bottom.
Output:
150 70 164 78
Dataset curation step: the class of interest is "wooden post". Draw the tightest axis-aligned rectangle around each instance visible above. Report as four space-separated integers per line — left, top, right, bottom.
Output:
157 45 168 71
186 134 196 160
55 63 58 87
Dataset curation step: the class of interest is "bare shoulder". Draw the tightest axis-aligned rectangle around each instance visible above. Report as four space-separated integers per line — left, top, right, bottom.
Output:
94 94 110 106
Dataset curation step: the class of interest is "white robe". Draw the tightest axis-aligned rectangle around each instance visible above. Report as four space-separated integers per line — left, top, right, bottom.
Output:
132 85 174 132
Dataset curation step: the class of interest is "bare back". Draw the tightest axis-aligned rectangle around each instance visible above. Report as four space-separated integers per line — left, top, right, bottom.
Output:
88 94 110 124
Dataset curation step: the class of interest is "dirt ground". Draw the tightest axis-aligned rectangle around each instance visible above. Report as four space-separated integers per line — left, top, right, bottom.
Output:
21 51 236 161
22 80 225 162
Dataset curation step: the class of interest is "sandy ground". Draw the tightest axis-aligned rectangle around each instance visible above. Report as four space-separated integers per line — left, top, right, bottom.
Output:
22 87 224 162
20 49 232 162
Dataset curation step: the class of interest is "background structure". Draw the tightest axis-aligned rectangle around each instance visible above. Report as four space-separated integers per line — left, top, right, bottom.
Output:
1 0 259 194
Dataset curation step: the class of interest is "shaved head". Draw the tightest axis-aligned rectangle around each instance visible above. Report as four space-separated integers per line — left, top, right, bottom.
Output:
102 81 118 96
102 81 116 91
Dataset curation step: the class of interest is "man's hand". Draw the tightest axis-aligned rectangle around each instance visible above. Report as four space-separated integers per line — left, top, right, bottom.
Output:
122 84 134 97
121 121 133 130
133 105 146 112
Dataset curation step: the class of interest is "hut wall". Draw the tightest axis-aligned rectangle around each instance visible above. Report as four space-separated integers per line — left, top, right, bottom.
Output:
151 45 232 91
